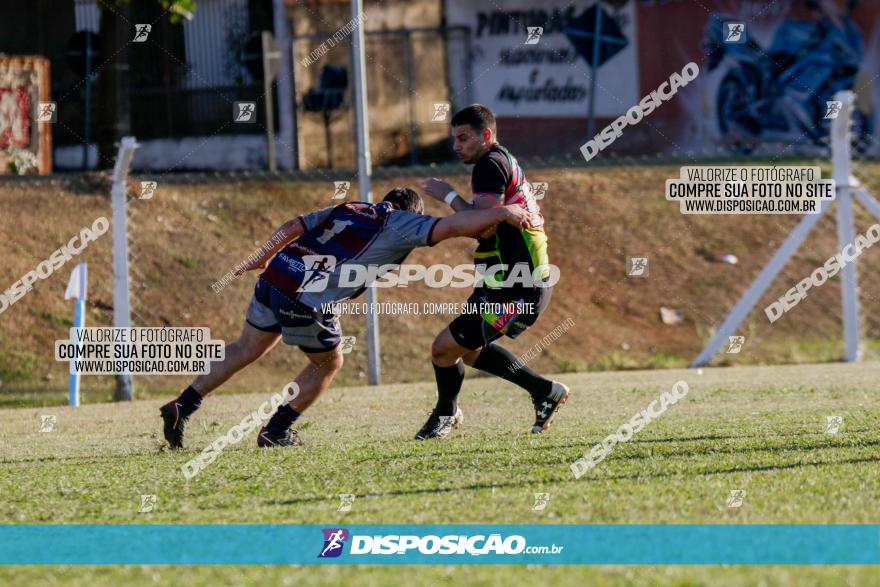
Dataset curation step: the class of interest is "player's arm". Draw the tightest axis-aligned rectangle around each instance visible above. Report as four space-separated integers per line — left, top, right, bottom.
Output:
429 205 530 244
424 157 507 242
234 218 305 275
468 157 508 213
421 178 475 211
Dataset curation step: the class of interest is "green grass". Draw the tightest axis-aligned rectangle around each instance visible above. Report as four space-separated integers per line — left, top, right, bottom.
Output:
173 254 200 269
30 309 74 329
0 350 39 383
0 363 878 585
1 565 879 587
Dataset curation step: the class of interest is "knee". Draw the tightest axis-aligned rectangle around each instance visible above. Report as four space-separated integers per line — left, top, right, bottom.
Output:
462 348 481 367
322 349 345 374
431 336 453 363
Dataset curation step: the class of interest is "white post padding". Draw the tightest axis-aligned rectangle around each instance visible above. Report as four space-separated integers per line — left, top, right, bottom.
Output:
691 90 870 367
690 200 832 367
350 0 381 385
831 91 860 361
111 137 138 400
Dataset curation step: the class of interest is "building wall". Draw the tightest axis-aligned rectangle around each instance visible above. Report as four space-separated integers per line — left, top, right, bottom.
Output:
0 57 52 174
452 0 880 160
630 0 880 158
287 0 452 169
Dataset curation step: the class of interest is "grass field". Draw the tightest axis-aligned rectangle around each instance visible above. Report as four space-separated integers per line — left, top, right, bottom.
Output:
1 362 879 584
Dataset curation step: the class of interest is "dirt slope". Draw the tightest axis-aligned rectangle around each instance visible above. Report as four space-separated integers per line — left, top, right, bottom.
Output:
2 162 880 404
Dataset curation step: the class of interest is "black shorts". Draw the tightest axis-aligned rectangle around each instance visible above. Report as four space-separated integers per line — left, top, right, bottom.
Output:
245 279 342 353
448 286 552 351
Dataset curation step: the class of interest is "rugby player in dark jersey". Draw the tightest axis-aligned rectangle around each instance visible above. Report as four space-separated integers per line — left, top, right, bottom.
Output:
159 187 532 449
416 104 570 440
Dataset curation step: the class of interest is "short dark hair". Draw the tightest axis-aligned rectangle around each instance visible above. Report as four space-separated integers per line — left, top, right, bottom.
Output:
451 104 496 135
382 187 423 214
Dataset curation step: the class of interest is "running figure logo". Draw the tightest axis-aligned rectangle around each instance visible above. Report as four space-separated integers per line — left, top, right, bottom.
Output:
37 102 57 123
133 24 152 42
332 181 350 199
140 181 157 200
727 489 746 508
532 492 551 511
432 102 450 122
525 27 543 45
318 528 349 558
726 336 745 354
627 256 649 277
298 255 336 292
339 336 356 354
530 181 549 201
824 101 842 119
39 415 57 432
234 102 257 123
825 415 843 434
138 494 157 513
337 494 356 512
725 23 745 43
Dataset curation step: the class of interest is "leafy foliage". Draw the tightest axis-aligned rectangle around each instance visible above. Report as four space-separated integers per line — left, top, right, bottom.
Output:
99 0 197 24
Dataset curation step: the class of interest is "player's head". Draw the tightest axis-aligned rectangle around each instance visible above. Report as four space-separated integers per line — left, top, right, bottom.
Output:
382 187 424 214
451 104 496 164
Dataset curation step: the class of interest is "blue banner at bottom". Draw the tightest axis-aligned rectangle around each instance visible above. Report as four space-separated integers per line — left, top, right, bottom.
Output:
1 524 877 564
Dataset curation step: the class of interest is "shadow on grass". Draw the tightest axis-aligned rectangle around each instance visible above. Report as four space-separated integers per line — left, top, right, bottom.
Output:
265 453 880 506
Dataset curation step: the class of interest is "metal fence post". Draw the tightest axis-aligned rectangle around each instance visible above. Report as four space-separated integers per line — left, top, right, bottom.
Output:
111 136 138 400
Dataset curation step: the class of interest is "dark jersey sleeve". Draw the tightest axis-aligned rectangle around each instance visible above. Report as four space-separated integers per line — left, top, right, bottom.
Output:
384 210 440 249
471 153 509 200
298 206 336 231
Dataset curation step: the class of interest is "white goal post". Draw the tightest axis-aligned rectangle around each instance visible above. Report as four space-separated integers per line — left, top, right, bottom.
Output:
691 90 876 367
112 137 139 400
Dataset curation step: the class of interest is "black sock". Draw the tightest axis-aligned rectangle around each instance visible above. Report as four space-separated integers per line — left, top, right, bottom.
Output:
433 361 465 416
266 404 301 435
472 343 553 401
175 386 203 418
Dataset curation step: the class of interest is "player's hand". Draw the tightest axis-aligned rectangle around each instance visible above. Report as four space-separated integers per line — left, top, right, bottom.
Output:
234 259 267 276
502 205 533 231
479 226 498 239
421 178 455 201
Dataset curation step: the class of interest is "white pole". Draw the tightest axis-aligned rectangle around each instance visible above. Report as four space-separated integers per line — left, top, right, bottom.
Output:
831 90 860 361
65 263 88 407
854 188 880 221
691 91 867 367
690 200 832 367
111 137 138 400
262 31 279 172
350 0 380 385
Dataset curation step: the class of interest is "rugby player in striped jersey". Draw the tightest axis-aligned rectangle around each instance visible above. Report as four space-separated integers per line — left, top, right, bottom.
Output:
159 188 532 449
416 104 570 440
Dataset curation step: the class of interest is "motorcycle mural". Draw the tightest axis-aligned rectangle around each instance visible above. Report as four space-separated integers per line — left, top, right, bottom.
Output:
704 0 873 154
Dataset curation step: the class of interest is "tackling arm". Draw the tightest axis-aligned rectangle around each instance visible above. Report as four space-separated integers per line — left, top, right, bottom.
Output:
429 205 531 244
421 177 504 212
234 218 305 275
